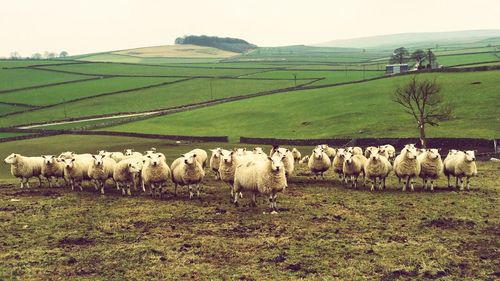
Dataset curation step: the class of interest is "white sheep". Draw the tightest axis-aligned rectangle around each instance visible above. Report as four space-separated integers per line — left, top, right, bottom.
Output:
448 151 478 190
88 154 116 194
4 153 43 188
291 148 301 162
443 149 459 188
364 149 392 191
188 148 208 168
376 147 390 159
272 147 294 177
233 154 288 214
299 155 310 164
63 157 93 191
142 153 171 197
342 152 367 189
307 147 331 179
209 148 223 180
171 152 205 199
364 146 378 158
417 148 443 191
59 151 93 160
346 146 363 156
393 145 421 191
219 149 240 197
124 149 143 158
253 147 265 155
332 148 346 180
113 158 143 196
380 144 396 159
41 155 65 188
317 144 336 161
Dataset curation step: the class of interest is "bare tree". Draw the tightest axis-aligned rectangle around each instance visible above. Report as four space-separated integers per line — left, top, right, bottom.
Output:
392 76 453 148
59 51 68 57
10 51 20 59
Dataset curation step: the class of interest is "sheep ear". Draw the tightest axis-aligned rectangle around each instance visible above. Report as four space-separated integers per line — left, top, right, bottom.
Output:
92 155 96 159
243 148 247 151
181 154 186 157
267 156 273 161
71 159 75 162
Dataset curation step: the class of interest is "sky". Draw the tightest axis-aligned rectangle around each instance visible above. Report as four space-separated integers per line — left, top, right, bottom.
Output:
1 0 499 57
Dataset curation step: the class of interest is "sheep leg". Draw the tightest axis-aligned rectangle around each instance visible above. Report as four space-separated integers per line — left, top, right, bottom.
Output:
174 183 178 197
142 181 146 193
370 178 375 191
121 185 126 195
116 182 120 190
270 194 278 214
352 176 357 189
378 177 383 190
382 177 387 189
196 184 201 198
455 176 459 189
422 178 427 190
127 184 132 196
38 176 43 188
47 177 52 188
447 174 451 188
408 177 414 192
430 180 434 191
459 177 464 191
93 180 99 191
251 193 257 207
188 185 194 199
19 178 25 189
233 190 239 207
466 177 471 190
100 181 105 195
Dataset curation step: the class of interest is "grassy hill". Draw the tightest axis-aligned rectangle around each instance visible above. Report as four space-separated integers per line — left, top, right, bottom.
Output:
317 29 500 50
104 71 500 140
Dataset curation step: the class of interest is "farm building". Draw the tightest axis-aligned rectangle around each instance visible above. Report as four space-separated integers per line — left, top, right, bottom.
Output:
385 63 409 74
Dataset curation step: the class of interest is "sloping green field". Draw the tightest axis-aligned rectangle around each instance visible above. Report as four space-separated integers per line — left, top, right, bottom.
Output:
105 71 500 140
0 68 91 92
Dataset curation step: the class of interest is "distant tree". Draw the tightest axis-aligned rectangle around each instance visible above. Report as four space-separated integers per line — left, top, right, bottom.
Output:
9 52 20 59
44 52 56 59
31 53 42 59
392 76 453 148
426 49 436 68
389 47 409 64
59 51 68 57
411 49 426 64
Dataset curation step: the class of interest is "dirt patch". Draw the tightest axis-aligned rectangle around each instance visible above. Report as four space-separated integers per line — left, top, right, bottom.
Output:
11 189 61 197
58 236 94 246
423 217 476 229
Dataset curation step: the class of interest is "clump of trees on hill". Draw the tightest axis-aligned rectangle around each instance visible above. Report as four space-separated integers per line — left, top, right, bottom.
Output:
7 51 69 60
175 35 257 53
389 47 437 68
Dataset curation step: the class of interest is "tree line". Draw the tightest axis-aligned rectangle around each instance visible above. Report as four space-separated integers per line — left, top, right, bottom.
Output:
175 35 257 53
390 47 437 69
7 51 68 60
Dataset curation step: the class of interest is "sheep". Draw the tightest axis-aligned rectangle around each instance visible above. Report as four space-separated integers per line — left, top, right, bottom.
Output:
417 148 443 191
376 147 390 159
144 147 157 155
4 153 43 188
141 153 170 197
88 155 116 194
171 152 205 199
253 147 265 155
63 157 93 191
364 149 392 191
269 145 280 157
291 148 302 162
59 151 92 160
364 146 378 158
448 151 478 190
332 148 346 180
443 149 460 188
219 149 240 197
233 154 288 214
188 148 208 168
272 148 294 177
346 146 363 156
342 152 367 189
317 144 336 161
299 155 310 164
124 149 143 158
307 147 331 179
380 144 396 159
113 158 143 196
209 148 223 180
393 145 421 191
41 155 65 188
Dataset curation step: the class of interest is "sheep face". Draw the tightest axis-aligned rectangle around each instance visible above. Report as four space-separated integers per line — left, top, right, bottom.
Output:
147 153 163 166
210 148 222 158
344 152 354 164
221 150 235 164
124 149 134 156
464 151 476 162
427 149 441 160
403 147 418 160
235 148 246 157
92 155 104 166
4 153 19 164
127 162 142 173
312 148 324 159
378 147 387 155
370 152 381 162
42 155 56 165
97 150 107 156
253 147 264 155
63 158 76 169
183 153 197 165
268 155 285 173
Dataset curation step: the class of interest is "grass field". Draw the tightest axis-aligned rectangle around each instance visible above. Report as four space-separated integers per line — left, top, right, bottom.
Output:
105 71 500 140
78 54 222 64
438 52 499 66
0 78 299 127
37 63 261 77
0 68 91 92
0 104 31 116
0 132 31 139
113 44 239 58
0 77 180 106
0 59 76 68
0 135 498 280
245 70 385 85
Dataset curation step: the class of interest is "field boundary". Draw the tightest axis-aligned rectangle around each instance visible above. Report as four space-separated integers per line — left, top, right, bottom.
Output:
240 137 497 152
0 128 228 143
0 76 102 94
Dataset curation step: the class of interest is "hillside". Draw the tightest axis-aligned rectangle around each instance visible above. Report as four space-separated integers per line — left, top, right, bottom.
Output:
112 44 238 58
104 71 500 140
175 35 257 53
316 29 500 50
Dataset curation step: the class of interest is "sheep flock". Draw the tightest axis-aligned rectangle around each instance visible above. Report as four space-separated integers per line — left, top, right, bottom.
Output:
3 144 479 214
